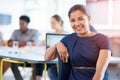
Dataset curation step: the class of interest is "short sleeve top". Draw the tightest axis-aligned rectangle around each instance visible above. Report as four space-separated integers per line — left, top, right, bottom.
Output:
61 33 111 67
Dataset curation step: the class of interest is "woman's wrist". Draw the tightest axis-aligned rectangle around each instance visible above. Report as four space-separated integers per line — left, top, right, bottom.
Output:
55 42 61 48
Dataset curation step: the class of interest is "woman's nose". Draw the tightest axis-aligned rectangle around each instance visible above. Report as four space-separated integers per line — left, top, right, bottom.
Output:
74 20 81 26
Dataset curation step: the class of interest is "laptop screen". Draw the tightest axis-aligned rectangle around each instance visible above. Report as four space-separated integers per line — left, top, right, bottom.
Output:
46 33 66 48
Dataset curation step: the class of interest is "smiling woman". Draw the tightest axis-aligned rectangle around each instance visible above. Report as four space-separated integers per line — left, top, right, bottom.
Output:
58 4 111 80
45 4 111 80
69 10 92 36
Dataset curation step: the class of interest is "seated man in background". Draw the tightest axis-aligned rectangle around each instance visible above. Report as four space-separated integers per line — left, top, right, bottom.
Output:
0 31 10 75
7 15 40 80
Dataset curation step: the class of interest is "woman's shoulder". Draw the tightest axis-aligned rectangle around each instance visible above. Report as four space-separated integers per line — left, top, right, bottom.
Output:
90 33 109 45
95 33 111 50
95 33 109 40
61 33 77 44
95 33 110 45
64 33 77 39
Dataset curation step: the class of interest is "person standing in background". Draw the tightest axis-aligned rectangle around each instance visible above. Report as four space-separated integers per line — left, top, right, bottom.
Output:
47 15 67 80
7 15 39 80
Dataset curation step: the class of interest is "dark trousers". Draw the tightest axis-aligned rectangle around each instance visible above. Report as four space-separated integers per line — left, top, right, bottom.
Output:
35 63 57 80
47 64 58 80
35 63 44 77
11 63 23 80
11 63 36 80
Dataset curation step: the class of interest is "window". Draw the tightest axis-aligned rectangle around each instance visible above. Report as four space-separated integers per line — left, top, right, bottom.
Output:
87 0 120 30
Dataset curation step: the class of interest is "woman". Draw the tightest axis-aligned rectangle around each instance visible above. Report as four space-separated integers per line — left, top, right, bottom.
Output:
45 4 111 80
36 14 65 80
47 14 66 80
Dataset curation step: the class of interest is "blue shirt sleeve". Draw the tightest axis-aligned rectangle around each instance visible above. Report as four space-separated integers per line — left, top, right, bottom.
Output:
60 37 68 46
60 34 72 47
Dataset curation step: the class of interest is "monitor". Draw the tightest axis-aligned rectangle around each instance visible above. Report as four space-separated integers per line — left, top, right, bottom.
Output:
46 33 66 48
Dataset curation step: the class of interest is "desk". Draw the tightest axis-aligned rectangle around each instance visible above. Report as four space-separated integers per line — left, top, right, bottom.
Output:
0 47 57 80
0 47 57 63
0 47 120 80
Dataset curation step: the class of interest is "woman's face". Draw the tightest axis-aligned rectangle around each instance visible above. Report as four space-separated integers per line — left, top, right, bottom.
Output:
51 17 61 30
69 10 91 35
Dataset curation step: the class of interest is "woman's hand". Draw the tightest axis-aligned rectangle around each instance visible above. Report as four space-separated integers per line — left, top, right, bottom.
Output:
56 42 69 62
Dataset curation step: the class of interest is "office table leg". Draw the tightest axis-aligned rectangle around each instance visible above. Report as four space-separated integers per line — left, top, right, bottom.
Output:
44 63 47 80
0 60 3 80
30 63 35 80
1 59 26 80
56 63 58 73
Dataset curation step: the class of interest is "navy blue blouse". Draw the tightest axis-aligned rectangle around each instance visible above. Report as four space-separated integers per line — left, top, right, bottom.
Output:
58 33 111 80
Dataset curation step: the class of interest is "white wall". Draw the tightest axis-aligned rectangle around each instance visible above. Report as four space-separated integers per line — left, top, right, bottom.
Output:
0 0 25 40
87 1 108 25
87 0 120 37
113 0 120 25
25 0 57 33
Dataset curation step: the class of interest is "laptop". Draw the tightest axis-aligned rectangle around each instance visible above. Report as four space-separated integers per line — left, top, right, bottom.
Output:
46 33 66 49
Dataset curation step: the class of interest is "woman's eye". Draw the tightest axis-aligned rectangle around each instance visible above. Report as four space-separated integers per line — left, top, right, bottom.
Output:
78 17 84 21
70 19 75 22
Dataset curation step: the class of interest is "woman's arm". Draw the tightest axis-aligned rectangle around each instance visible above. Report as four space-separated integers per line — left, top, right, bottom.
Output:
93 50 111 80
7 40 36 47
19 41 36 47
44 45 57 61
44 42 69 62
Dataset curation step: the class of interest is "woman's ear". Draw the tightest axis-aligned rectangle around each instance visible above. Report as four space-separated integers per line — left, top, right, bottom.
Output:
60 21 63 26
88 16 91 21
88 16 91 24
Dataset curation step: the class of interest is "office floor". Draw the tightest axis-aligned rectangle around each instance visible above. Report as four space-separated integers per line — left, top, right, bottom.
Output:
3 67 50 80
108 65 120 80
2 66 120 80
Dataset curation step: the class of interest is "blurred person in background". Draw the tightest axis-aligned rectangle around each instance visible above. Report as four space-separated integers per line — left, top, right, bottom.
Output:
7 15 40 80
0 31 10 75
35 14 66 80
0 32 5 46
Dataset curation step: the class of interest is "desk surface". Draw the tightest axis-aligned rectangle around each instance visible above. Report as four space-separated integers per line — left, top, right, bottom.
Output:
0 47 120 64
110 57 120 64
0 47 57 63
